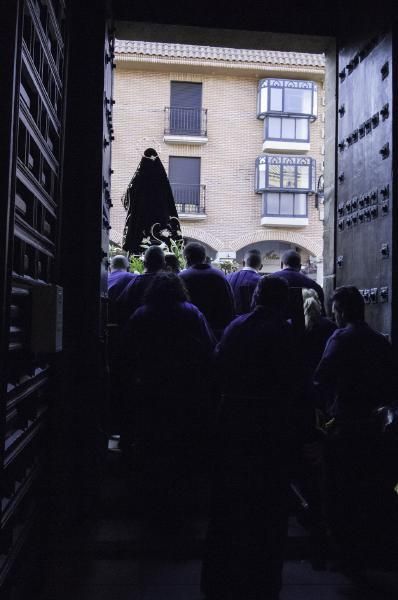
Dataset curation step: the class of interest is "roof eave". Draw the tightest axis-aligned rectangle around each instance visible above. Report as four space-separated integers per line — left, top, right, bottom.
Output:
115 53 325 74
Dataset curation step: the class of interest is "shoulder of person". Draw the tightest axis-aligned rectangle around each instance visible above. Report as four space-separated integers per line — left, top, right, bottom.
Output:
183 301 202 315
117 272 136 283
252 271 262 280
320 316 337 330
179 266 197 276
271 269 283 277
328 326 353 344
221 312 249 334
127 304 147 323
123 274 139 290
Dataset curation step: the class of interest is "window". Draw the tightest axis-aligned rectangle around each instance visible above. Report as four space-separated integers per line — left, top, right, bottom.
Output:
167 82 204 135
255 155 316 193
266 116 309 142
263 192 307 217
257 78 318 120
169 156 204 214
258 79 317 145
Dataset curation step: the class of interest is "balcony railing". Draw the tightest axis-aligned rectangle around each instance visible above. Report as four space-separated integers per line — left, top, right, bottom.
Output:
171 183 206 215
165 107 208 137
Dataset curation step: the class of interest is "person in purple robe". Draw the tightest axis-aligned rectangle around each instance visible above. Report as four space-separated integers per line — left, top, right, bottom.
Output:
118 245 166 324
227 248 262 314
107 255 136 436
273 250 325 312
202 276 307 600
108 255 136 323
121 272 216 520
313 286 396 568
179 242 235 338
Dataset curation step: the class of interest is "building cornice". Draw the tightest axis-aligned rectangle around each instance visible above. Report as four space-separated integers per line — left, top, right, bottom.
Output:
115 54 324 76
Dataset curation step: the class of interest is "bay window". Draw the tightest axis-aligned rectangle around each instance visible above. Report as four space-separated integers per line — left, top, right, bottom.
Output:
257 78 317 148
256 154 316 222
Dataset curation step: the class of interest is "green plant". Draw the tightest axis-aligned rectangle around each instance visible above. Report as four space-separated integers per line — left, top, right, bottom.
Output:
169 238 186 270
129 254 145 273
212 260 240 275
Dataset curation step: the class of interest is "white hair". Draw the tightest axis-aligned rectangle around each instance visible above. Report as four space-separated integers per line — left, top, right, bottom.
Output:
302 288 322 330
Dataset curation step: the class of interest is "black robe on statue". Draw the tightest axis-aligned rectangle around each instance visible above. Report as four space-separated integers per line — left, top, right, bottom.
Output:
122 148 183 254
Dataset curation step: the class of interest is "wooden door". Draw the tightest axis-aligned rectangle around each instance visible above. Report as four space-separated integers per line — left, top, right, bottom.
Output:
335 31 393 336
0 0 67 595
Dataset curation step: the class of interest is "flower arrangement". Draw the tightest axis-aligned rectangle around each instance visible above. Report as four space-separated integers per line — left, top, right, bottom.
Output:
108 237 186 274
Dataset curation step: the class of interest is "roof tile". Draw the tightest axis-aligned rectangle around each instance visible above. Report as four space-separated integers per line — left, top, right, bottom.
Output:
115 40 325 67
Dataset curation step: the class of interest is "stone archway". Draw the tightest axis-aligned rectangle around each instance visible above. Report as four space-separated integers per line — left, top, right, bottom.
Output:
181 225 224 252
230 230 322 258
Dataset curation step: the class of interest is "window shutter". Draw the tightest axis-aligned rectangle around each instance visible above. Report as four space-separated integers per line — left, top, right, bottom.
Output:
169 157 200 184
170 82 202 109
169 157 201 205
170 82 202 134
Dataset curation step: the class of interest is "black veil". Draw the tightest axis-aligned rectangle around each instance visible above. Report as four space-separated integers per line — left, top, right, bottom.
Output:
121 148 183 254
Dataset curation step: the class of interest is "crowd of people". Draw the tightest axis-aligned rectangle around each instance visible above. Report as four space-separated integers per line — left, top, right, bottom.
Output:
107 243 396 600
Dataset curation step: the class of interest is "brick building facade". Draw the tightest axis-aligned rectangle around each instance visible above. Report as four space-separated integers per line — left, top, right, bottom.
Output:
111 40 325 279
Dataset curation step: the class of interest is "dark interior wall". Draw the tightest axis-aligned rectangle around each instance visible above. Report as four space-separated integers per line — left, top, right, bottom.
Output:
54 0 111 522
112 0 397 39
113 0 339 37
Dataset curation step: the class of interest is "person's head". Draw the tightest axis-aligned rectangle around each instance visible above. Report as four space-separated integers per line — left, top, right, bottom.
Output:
110 255 129 272
184 242 206 267
143 147 158 159
281 250 301 271
144 272 189 306
253 275 289 312
243 249 262 271
164 252 180 273
302 288 322 330
331 286 365 327
143 245 166 273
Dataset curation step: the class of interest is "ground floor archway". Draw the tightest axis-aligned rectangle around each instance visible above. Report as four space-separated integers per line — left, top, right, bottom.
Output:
229 230 322 258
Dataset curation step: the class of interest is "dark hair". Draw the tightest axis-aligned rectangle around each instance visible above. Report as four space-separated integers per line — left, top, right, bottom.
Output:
332 286 365 321
244 249 262 269
184 242 206 266
144 245 166 272
110 254 129 270
253 275 289 310
164 252 180 273
144 272 189 305
282 250 301 269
